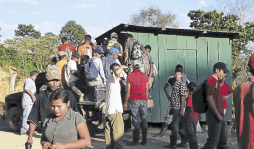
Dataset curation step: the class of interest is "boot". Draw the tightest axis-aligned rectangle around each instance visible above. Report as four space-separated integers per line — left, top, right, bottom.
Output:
189 141 198 149
127 129 140 146
153 122 169 137
141 129 147 145
176 135 187 148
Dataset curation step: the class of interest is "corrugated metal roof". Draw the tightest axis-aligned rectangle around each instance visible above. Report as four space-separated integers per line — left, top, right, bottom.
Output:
96 23 240 41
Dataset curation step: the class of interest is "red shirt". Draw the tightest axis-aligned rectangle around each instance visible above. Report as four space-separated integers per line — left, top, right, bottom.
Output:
58 43 76 52
233 76 254 149
186 95 199 122
220 83 233 109
205 76 224 117
127 70 149 102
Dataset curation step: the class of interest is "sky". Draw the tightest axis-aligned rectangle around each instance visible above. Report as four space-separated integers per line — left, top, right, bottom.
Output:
0 0 218 42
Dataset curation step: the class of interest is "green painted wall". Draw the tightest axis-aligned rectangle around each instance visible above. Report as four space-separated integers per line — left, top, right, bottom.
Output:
127 32 232 122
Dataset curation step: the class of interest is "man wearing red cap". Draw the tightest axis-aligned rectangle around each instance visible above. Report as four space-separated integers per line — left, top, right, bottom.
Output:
233 54 254 149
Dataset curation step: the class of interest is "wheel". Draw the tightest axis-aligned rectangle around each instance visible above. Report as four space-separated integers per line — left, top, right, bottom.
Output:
5 107 22 131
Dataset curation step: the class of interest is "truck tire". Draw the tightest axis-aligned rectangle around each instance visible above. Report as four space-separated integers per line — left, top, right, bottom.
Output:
5 107 22 131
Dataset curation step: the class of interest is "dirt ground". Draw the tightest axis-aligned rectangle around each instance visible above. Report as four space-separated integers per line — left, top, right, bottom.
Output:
0 117 238 149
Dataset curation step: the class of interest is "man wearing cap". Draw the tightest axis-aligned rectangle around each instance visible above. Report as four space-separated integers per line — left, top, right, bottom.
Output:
124 60 149 146
64 52 84 102
233 54 254 149
101 46 119 82
26 65 78 145
124 34 144 73
56 51 67 83
107 32 123 55
88 49 106 86
78 35 93 58
202 62 230 149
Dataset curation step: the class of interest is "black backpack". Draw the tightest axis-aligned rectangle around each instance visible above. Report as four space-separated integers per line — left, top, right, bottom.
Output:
192 79 208 113
130 42 143 60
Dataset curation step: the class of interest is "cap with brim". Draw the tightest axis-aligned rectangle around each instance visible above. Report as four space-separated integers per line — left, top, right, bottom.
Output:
58 51 66 56
110 32 118 38
213 62 230 74
133 60 142 68
93 48 102 54
109 47 119 55
72 52 80 59
46 65 61 81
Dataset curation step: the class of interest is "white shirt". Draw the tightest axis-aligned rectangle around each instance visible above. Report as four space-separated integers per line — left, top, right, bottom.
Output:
64 60 78 83
105 73 123 116
91 57 106 84
22 77 36 105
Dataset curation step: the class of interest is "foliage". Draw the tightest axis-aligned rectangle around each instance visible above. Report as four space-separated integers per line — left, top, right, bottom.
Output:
60 20 86 48
2 34 59 75
187 10 254 84
14 24 41 39
129 5 178 28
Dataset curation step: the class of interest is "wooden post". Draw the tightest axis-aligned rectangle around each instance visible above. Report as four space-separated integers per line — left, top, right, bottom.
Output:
9 72 17 94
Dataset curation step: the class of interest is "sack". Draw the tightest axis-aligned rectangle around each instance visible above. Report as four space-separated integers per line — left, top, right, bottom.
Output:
130 42 143 60
113 42 123 54
84 59 98 80
192 79 208 113
152 64 158 77
65 45 72 60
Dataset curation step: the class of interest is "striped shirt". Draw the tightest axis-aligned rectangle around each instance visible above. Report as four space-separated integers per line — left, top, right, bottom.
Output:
127 70 148 102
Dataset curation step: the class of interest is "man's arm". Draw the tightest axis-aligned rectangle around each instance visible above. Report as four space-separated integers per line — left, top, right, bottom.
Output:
180 95 186 116
223 92 233 100
25 89 36 100
207 95 223 121
124 82 131 110
164 83 171 101
124 52 128 65
115 65 128 78
149 63 153 78
146 82 149 99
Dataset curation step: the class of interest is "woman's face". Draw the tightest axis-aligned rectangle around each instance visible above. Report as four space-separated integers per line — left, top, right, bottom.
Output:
51 99 69 118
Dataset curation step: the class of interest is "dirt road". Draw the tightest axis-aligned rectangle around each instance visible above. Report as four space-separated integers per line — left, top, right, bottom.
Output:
0 118 237 149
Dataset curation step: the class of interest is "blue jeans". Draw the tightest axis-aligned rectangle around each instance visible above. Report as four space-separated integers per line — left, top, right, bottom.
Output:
20 104 33 133
130 100 148 130
202 116 229 149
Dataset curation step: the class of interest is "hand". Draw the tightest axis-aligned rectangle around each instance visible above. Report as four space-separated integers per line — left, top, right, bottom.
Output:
122 65 128 69
167 96 171 101
124 103 128 111
32 95 36 100
180 109 184 116
217 114 223 122
27 137 33 145
43 142 51 149
50 142 65 149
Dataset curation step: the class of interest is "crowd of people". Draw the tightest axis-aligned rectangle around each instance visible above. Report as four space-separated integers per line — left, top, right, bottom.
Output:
19 32 253 149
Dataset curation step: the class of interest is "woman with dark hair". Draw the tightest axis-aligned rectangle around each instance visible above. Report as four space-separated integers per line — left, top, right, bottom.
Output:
40 88 91 149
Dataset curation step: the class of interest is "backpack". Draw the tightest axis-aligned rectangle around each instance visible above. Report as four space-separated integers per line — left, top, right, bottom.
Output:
113 43 123 54
65 45 72 60
130 42 143 60
192 79 208 113
84 59 98 80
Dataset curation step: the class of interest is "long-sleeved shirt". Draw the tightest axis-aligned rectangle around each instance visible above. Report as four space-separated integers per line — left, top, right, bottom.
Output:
101 55 116 82
91 56 106 84
27 88 79 128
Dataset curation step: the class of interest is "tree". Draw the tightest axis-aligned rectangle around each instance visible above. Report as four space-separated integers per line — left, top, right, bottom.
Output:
3 34 59 73
217 0 254 25
14 24 41 39
60 20 87 48
187 10 254 85
129 5 178 28
44 32 56 36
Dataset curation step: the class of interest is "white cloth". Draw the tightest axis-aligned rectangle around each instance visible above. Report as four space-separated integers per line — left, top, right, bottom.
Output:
64 60 78 83
91 57 106 84
105 73 123 116
22 77 36 106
